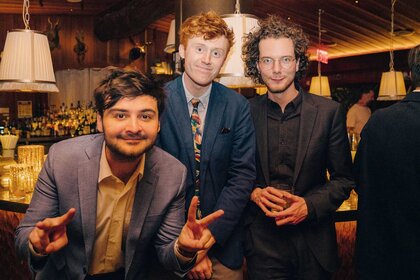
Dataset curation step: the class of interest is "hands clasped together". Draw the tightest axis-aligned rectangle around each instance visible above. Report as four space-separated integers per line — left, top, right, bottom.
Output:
251 186 308 226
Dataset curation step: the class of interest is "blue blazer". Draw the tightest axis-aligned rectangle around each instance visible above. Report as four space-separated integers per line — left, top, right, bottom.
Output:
15 134 190 279
157 77 256 269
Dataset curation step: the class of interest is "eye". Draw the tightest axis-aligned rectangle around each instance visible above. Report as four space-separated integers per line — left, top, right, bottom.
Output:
115 113 126 119
261 57 273 64
195 46 204 54
140 113 154 121
282 56 293 63
212 49 223 58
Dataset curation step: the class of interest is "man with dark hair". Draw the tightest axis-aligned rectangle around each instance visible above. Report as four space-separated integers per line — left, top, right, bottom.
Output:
242 15 354 279
346 86 375 135
125 46 146 72
158 11 256 280
355 44 420 279
15 69 223 280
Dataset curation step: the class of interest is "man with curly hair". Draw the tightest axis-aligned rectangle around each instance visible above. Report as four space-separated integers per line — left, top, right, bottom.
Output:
242 15 354 279
158 11 256 280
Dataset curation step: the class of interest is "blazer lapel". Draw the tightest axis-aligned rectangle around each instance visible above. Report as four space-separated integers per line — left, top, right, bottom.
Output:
254 95 270 185
200 84 226 165
168 78 196 174
294 92 317 184
78 135 103 266
125 148 158 272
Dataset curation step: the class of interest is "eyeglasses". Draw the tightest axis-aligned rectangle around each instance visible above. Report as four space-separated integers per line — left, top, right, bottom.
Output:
258 56 296 69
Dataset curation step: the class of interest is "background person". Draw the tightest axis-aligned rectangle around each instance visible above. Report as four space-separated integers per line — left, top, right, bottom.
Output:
355 44 420 279
124 46 146 72
346 86 375 135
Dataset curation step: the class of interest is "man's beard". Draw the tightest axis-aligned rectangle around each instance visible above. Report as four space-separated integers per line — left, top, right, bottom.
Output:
266 78 295 95
104 133 155 162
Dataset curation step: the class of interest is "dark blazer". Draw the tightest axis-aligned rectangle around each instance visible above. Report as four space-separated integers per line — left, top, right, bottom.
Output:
15 134 190 280
246 90 354 272
157 77 256 269
355 91 420 279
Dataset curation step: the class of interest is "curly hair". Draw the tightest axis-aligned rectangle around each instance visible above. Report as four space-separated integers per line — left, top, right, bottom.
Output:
408 44 420 89
242 15 309 84
180 10 234 50
94 68 165 117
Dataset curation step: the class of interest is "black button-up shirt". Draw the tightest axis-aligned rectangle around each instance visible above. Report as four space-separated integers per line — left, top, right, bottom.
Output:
267 93 302 188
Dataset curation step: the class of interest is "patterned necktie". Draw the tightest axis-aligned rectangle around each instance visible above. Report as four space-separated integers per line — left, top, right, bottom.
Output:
191 98 202 219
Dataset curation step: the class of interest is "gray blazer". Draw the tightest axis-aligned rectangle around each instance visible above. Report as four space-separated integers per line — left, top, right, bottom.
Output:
15 134 189 280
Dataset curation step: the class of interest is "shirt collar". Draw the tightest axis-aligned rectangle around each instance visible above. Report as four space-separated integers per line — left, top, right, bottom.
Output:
98 142 145 184
182 74 212 109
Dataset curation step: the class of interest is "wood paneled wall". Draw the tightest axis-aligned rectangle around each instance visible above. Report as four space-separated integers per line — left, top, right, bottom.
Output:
0 13 172 123
0 13 171 71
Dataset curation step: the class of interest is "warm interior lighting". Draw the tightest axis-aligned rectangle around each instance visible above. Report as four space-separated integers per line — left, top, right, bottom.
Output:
378 71 406 100
217 0 259 88
378 0 406 100
164 19 176 54
310 9 331 97
309 76 331 97
0 0 58 93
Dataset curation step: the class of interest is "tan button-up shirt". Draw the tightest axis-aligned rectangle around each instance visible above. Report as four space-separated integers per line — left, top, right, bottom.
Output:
88 144 145 274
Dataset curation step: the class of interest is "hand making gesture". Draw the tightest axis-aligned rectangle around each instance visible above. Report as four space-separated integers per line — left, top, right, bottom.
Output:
177 196 223 256
29 208 76 255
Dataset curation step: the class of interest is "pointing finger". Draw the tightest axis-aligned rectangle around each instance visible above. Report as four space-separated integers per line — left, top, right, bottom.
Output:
37 208 76 230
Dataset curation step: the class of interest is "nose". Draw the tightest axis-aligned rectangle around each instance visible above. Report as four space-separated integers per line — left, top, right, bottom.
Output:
201 51 212 64
272 59 282 73
126 117 142 133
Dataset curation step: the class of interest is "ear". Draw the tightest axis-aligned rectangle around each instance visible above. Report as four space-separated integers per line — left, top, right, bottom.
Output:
179 44 186 59
157 121 160 133
96 113 103 133
295 58 300 72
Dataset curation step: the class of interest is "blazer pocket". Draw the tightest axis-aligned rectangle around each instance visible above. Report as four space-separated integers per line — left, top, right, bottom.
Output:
219 127 231 134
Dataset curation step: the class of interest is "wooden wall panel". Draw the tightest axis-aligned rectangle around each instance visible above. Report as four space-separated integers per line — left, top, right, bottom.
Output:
0 13 169 122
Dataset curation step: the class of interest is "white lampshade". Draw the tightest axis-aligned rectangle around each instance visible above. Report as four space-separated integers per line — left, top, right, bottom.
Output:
0 29 59 93
164 19 176 54
309 76 331 97
378 70 406 100
218 14 259 88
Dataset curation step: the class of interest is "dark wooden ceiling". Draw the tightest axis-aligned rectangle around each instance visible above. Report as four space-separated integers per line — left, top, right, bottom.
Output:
1 0 419 59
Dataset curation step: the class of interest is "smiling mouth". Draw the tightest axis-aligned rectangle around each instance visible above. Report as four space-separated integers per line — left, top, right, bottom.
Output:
271 77 285 82
197 66 213 72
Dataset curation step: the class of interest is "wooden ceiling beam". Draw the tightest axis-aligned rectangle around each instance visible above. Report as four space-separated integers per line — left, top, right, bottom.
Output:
94 0 174 41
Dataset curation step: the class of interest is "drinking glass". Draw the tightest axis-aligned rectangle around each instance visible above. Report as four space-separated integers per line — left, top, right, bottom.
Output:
9 163 33 201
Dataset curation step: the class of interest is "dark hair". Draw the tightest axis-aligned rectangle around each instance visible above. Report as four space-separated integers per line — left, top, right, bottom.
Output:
94 68 165 117
242 15 309 84
408 44 420 89
357 85 375 100
128 47 145 63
